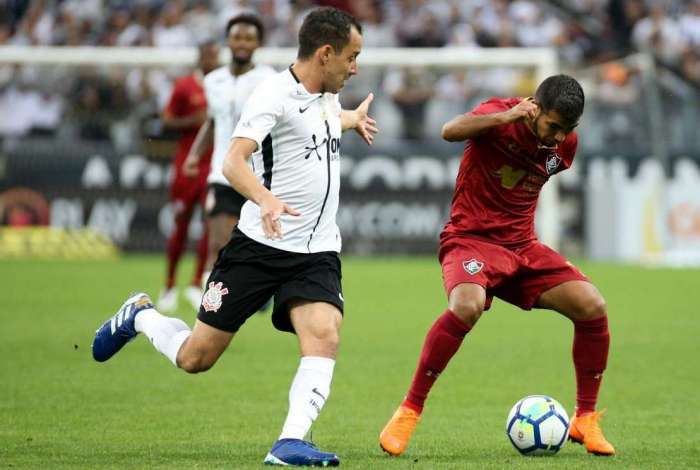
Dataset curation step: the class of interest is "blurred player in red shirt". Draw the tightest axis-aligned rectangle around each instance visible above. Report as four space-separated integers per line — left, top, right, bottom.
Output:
158 42 220 312
380 75 615 457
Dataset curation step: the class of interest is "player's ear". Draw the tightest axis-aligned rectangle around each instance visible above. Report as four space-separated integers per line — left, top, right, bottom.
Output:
319 45 333 65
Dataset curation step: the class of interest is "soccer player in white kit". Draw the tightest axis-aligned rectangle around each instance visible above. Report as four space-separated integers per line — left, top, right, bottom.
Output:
92 7 377 467
180 13 275 288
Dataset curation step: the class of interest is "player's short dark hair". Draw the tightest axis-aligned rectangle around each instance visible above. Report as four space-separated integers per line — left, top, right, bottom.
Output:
535 74 585 124
226 13 264 43
297 7 362 60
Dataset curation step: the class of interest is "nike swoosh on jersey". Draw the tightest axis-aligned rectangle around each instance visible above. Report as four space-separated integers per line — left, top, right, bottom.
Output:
299 105 312 113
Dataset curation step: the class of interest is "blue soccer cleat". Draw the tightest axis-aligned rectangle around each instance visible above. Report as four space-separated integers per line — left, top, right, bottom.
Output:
92 293 154 362
263 439 340 467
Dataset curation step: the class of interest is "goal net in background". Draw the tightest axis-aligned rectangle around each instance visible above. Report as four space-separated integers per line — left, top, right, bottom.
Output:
0 45 567 256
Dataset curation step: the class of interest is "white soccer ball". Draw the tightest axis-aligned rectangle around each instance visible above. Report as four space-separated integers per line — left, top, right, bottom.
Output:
506 395 570 456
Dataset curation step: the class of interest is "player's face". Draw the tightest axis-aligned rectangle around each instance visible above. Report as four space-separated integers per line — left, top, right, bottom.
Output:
198 44 220 75
228 23 260 65
532 108 578 148
323 26 362 93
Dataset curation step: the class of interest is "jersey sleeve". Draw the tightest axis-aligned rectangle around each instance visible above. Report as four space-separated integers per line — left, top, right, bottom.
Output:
464 98 511 139
469 98 510 116
232 81 283 151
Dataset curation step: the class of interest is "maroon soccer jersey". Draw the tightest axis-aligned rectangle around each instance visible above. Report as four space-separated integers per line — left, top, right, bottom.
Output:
441 97 578 248
163 73 212 182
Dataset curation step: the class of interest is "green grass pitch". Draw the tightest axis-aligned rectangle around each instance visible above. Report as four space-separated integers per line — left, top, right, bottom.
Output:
2 256 698 469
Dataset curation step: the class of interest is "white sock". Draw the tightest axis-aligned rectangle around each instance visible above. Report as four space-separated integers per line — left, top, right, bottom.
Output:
134 308 191 367
279 356 335 440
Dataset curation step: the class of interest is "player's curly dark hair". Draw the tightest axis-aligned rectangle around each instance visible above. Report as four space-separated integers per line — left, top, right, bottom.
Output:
535 74 585 124
226 13 265 43
297 7 362 60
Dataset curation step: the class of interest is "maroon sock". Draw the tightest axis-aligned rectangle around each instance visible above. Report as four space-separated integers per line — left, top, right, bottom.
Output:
165 212 190 289
572 316 610 416
192 229 208 286
403 310 472 413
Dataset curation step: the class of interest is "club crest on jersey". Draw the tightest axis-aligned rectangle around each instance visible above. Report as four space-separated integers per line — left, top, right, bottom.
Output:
202 281 229 312
546 153 562 175
463 259 484 275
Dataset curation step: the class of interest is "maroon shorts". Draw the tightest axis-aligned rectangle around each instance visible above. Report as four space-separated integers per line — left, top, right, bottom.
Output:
170 173 207 213
439 236 588 310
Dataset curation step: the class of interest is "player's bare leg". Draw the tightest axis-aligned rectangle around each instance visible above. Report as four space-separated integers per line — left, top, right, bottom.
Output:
264 300 341 466
92 294 233 372
204 213 238 280
537 280 615 455
380 283 483 456
175 319 234 372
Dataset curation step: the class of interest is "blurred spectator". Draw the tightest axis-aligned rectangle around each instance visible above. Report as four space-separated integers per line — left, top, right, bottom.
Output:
0 68 42 138
679 1 700 50
152 2 193 48
395 0 447 48
384 66 434 140
185 0 217 44
351 0 395 47
681 49 700 85
1 0 700 149
632 3 685 64
592 62 644 148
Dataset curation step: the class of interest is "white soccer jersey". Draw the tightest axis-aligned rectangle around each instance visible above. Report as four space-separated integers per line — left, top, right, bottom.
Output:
233 67 343 254
203 64 276 185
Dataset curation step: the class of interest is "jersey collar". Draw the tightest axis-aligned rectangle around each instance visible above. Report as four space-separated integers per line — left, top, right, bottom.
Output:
288 64 323 97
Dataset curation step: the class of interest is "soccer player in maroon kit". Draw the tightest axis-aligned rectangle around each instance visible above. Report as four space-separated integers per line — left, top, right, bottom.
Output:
380 75 615 457
158 42 220 312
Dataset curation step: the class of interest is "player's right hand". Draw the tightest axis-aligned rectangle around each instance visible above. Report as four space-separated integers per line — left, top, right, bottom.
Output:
505 97 539 123
259 193 301 240
183 155 199 177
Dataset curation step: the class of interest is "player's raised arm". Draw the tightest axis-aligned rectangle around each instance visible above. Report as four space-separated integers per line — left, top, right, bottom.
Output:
222 137 300 240
441 97 539 142
341 92 378 145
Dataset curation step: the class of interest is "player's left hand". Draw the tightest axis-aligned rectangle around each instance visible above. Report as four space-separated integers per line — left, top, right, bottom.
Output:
353 93 378 145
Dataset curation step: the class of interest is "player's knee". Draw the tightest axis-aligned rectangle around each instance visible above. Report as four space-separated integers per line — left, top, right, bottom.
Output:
451 299 484 327
574 295 607 321
314 325 340 350
178 353 215 374
302 324 340 356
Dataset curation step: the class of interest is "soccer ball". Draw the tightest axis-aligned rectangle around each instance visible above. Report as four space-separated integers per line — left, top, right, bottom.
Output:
506 395 570 456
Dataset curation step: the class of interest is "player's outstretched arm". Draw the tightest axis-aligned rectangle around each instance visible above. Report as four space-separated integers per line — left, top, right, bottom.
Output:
223 137 300 240
341 93 378 145
441 97 539 142
183 118 214 176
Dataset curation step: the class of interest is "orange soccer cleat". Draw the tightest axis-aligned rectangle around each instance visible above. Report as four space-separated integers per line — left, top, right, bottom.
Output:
379 405 421 456
569 409 616 456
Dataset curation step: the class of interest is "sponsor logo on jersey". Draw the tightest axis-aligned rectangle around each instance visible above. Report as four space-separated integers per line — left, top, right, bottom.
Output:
299 104 312 113
463 258 484 275
546 153 562 174
304 134 326 161
202 281 229 312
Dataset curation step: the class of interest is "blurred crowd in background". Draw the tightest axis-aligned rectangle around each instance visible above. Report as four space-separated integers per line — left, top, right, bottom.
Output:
0 0 699 154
